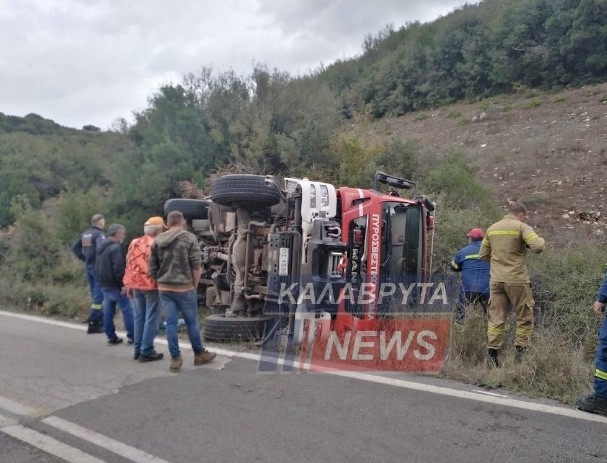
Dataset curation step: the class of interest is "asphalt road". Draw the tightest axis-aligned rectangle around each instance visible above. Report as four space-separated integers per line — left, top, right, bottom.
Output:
1 310 606 463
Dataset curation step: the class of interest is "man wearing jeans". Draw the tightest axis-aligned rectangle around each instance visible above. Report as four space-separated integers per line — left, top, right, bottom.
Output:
123 217 166 362
72 214 106 334
95 224 135 345
149 211 216 372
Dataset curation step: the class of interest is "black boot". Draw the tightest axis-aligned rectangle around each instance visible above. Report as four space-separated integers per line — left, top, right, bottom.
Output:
87 320 104 334
487 348 500 367
576 393 607 417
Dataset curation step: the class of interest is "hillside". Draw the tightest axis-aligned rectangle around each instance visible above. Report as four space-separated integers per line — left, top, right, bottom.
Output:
383 82 607 247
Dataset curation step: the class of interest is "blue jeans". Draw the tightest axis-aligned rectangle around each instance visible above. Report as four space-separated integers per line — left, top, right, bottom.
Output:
101 287 134 341
594 315 607 397
86 266 104 322
132 290 161 356
159 290 203 359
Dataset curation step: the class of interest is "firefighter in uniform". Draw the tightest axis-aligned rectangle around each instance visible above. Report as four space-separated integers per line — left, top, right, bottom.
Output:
451 228 490 324
72 213 106 333
479 202 545 366
576 272 607 416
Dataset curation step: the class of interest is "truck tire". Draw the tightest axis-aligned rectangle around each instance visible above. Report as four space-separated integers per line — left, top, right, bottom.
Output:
203 314 273 343
164 198 210 221
211 175 282 208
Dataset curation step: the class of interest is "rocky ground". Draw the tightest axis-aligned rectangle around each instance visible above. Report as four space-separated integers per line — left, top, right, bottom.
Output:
384 82 607 247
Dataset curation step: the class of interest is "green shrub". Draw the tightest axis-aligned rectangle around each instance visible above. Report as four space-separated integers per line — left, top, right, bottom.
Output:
519 191 550 208
423 151 497 212
430 204 500 275
375 138 420 180
529 245 604 346
523 98 542 109
456 116 469 126
553 94 567 103
0 277 89 320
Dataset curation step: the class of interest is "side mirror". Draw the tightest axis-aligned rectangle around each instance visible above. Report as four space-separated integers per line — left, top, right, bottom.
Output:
421 196 435 212
374 171 413 190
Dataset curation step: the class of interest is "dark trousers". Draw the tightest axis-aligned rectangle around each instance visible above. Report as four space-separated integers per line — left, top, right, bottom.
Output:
455 290 488 324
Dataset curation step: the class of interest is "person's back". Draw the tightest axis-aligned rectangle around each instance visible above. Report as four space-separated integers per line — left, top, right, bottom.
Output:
150 228 200 290
453 234 490 296
149 211 215 372
124 234 157 291
478 202 545 366
124 217 165 363
481 214 545 283
451 228 490 323
71 213 106 333
96 239 126 289
96 224 134 345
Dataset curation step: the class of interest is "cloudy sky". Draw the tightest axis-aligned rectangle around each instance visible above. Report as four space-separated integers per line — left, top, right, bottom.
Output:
0 0 476 130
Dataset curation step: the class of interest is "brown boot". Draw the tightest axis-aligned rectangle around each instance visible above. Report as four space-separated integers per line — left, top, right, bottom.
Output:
170 356 183 372
194 349 216 366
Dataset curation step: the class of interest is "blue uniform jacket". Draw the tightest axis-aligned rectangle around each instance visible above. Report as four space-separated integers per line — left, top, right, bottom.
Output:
598 272 607 303
451 240 490 295
72 226 105 268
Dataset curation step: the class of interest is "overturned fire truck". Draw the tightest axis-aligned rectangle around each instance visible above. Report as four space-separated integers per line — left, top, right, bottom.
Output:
164 171 442 354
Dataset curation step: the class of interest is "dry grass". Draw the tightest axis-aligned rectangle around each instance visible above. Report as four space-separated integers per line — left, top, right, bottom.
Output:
441 308 594 404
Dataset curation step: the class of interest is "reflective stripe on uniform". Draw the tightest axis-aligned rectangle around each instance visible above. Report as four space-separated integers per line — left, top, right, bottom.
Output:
91 303 102 310
595 369 607 381
516 327 532 336
524 232 539 243
487 230 520 236
464 254 480 259
487 326 506 335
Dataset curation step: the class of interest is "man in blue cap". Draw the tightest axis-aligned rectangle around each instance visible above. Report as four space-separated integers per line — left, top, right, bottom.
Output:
451 228 490 324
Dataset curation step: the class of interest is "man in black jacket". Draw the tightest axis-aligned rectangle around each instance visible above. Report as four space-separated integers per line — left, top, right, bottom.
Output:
95 224 134 345
72 214 106 334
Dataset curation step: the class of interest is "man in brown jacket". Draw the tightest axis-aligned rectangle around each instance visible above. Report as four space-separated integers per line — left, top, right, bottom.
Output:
479 202 545 366
149 211 216 372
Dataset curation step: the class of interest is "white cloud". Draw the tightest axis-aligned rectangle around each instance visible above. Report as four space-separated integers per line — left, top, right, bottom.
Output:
0 0 476 130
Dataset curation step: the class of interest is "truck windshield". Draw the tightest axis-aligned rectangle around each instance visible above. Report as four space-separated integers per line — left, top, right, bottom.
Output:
381 201 423 279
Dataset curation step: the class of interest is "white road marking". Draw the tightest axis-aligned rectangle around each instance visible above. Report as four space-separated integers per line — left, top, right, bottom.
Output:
0 310 87 331
0 396 38 416
42 416 172 463
0 413 17 427
1 421 105 463
2 310 607 425
471 390 510 398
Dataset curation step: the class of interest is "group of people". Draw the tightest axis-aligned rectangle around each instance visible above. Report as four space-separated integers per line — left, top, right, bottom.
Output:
452 201 607 417
72 211 216 373
451 202 544 366
73 201 607 416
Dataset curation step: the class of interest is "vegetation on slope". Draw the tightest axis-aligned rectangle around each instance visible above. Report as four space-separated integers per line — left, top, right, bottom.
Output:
1 0 607 403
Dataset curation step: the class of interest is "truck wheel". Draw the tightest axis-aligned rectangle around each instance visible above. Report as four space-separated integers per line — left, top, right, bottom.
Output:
203 314 273 343
211 175 282 208
164 198 210 221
